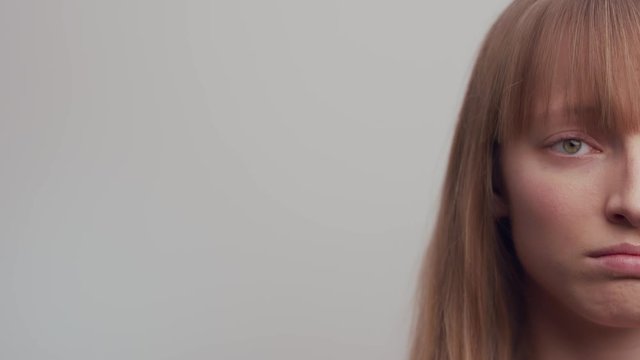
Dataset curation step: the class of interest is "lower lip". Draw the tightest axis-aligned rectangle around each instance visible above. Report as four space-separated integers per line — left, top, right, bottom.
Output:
590 255 640 276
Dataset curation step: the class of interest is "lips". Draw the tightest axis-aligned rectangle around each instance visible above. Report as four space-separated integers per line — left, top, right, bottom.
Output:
588 243 640 258
587 243 640 276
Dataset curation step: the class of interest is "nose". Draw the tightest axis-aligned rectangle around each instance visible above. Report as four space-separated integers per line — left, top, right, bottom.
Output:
605 139 640 228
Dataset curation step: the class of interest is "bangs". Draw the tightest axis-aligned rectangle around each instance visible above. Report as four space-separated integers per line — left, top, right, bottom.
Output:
497 0 640 141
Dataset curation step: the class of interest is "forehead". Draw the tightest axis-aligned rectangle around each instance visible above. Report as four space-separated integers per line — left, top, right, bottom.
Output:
532 71 600 131
531 51 638 136
497 0 640 141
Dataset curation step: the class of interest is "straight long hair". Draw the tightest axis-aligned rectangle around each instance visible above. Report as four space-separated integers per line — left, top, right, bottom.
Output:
410 1 640 359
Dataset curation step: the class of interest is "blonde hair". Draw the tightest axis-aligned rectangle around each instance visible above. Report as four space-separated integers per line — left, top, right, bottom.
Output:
410 0 640 359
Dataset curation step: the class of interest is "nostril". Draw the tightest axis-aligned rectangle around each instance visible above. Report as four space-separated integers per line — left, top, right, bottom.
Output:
612 213 632 226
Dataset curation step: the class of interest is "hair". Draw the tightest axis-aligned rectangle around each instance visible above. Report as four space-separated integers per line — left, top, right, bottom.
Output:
410 0 640 359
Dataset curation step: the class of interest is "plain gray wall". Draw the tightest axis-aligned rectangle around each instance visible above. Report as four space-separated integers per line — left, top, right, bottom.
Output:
1 1 510 359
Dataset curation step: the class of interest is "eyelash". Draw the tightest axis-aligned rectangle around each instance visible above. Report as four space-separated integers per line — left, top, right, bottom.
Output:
548 135 600 157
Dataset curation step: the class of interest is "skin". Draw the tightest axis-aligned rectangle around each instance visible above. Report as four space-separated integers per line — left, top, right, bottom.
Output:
499 97 640 359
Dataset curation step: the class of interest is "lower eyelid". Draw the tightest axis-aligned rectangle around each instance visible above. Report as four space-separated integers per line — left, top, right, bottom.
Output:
549 139 602 156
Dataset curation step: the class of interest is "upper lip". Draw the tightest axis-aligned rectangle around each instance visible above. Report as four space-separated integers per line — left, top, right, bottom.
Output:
588 243 640 258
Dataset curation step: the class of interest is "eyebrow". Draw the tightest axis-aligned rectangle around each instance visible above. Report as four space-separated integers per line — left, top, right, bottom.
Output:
535 105 599 124
539 104 598 118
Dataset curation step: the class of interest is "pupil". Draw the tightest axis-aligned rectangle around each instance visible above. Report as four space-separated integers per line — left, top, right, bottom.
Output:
563 139 581 153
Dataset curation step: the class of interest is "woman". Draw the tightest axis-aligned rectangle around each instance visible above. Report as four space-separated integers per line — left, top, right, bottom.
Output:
411 0 640 359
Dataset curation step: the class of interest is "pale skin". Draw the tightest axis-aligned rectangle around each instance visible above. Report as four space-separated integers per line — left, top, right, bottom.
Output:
498 94 640 359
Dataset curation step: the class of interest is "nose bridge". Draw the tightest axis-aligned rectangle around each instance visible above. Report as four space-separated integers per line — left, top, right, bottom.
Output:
608 137 640 227
622 139 640 193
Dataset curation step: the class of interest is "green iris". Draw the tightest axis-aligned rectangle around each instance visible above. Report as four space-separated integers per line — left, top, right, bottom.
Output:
562 139 582 154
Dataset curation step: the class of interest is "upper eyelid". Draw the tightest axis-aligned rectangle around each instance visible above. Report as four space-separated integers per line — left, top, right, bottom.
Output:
548 136 600 156
545 131 600 148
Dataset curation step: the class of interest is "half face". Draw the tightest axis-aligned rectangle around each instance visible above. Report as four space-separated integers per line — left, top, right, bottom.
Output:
500 99 640 328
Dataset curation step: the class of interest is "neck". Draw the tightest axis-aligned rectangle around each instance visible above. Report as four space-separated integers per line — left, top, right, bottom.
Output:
521 277 640 360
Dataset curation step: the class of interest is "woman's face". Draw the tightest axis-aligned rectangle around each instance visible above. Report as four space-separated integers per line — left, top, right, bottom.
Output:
500 94 640 328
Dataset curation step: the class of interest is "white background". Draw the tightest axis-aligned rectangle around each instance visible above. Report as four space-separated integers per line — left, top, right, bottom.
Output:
1 1 509 359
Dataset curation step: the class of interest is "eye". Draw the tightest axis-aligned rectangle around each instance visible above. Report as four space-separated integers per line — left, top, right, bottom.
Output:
550 138 595 156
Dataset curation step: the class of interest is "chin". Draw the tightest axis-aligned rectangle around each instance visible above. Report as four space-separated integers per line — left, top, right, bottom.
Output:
576 282 640 328
587 312 640 328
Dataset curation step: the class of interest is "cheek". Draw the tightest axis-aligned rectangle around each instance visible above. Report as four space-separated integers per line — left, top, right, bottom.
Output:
503 158 640 326
505 163 605 268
